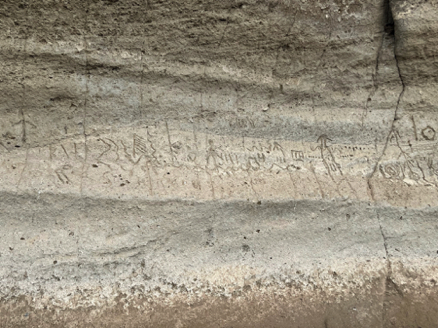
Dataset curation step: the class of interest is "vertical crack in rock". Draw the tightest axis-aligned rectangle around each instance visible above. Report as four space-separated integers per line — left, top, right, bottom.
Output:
378 211 404 327
367 0 404 201
390 0 406 122
362 9 386 126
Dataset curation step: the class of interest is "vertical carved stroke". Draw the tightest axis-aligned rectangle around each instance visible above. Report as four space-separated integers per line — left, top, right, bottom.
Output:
79 1 91 198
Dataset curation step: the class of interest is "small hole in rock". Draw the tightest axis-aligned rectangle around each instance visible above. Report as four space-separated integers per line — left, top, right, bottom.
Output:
328 227 331 231
53 261 57 264
242 244 250 252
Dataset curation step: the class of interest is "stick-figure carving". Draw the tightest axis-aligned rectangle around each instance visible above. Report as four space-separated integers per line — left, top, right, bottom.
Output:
315 135 341 174
206 139 223 170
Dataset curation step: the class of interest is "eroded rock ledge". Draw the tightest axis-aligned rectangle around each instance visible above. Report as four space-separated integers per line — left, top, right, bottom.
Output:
1 0 438 327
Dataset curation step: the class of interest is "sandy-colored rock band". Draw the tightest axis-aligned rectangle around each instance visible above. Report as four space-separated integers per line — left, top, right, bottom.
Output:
1 0 438 326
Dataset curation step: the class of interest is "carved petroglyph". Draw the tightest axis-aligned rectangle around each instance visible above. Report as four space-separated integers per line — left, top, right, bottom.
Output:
291 150 304 160
373 113 438 188
55 165 72 184
133 134 148 158
3 116 438 200
421 126 436 141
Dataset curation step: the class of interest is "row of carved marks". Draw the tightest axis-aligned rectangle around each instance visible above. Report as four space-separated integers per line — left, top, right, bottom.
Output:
0 122 378 200
376 115 438 187
14 142 86 193
410 115 436 142
379 155 438 187
369 115 438 206
89 127 373 201
135 126 372 199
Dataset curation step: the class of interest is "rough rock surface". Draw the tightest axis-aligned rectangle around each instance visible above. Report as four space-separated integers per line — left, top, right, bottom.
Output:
1 0 438 327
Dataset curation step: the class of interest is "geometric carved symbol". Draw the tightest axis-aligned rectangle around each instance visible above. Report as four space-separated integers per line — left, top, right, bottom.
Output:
291 150 304 160
421 126 436 141
133 134 148 157
379 163 404 180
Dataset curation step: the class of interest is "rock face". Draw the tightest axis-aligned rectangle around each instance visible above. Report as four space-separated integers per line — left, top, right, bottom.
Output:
1 0 438 327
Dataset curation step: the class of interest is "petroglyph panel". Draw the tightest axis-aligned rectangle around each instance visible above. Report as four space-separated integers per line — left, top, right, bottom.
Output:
374 114 438 183
0 120 386 201
2 112 437 205
3 0 438 326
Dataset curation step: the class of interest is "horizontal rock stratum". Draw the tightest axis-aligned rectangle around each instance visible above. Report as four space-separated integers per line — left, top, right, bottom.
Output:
1 0 438 327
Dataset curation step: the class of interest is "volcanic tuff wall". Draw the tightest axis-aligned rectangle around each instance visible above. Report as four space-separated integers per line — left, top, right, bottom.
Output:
1 0 438 327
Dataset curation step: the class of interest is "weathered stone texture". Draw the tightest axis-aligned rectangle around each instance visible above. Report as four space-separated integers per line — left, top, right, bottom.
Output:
1 0 438 326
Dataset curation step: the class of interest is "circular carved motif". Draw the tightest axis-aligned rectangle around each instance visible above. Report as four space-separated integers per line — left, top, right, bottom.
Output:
421 126 436 141
380 163 404 180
